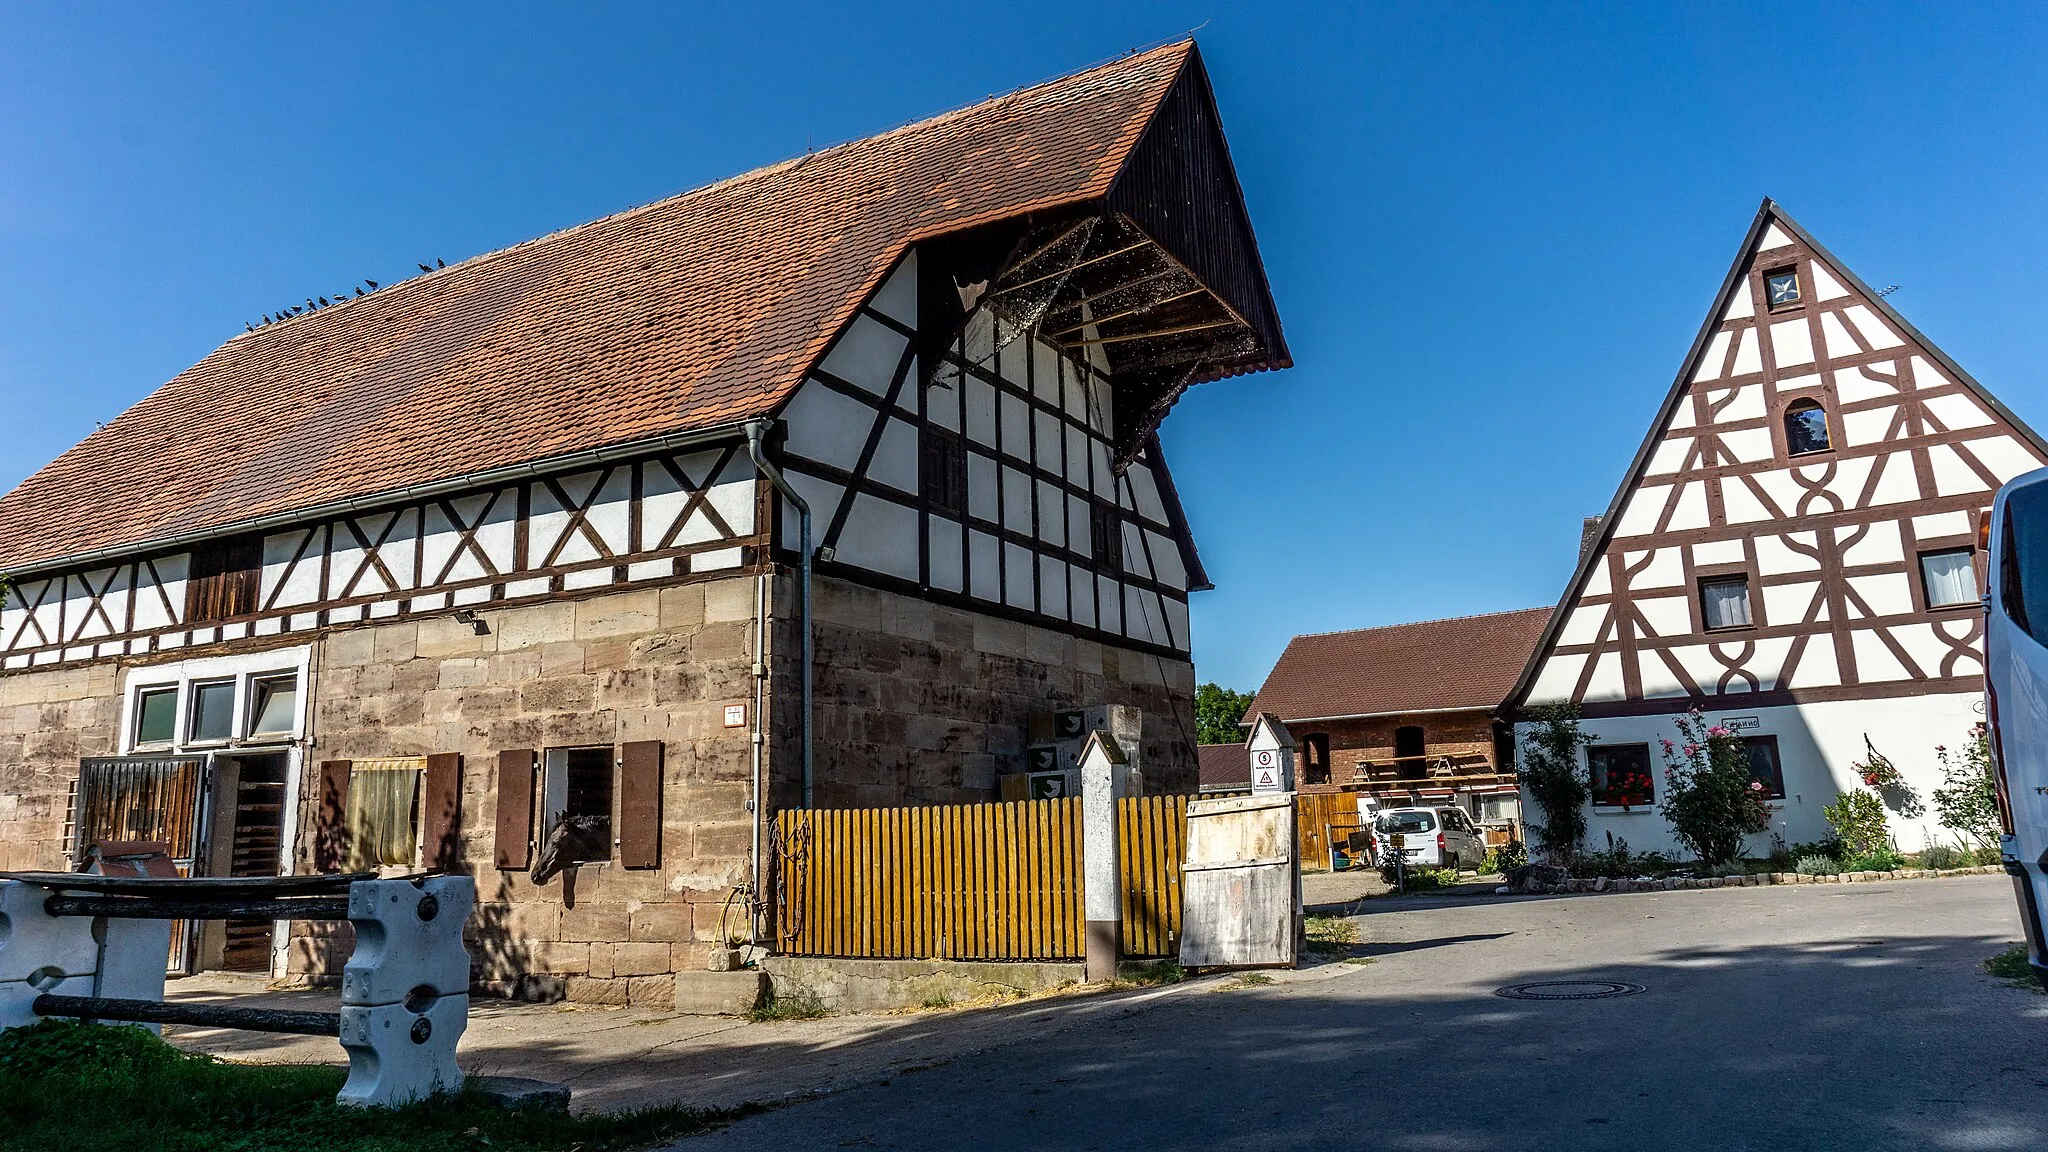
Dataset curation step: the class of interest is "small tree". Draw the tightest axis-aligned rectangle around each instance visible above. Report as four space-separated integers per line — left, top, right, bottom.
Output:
1932 722 2000 853
1194 682 1254 745
1657 710 1772 867
1518 704 1595 862
1824 788 1891 858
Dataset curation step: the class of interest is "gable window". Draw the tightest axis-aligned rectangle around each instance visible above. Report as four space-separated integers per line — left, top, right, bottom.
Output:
134 687 179 747
542 746 615 865
1784 399 1832 456
1394 725 1426 780
1700 575 1754 631
1090 505 1123 572
1765 267 1802 310
1589 743 1655 807
921 426 967 518
1920 548 1977 609
1742 736 1786 800
1301 733 1330 786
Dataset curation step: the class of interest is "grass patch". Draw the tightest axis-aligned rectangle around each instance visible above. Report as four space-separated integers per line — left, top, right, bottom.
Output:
1303 915 1360 956
918 993 953 1010
745 987 830 1022
1119 960 1185 987
1224 973 1275 989
1985 944 2045 992
0 1020 734 1152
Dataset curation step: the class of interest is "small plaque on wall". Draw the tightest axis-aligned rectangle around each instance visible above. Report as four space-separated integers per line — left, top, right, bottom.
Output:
723 704 747 728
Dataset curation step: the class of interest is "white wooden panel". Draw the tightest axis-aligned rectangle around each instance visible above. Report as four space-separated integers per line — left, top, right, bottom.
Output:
999 392 1030 460
1850 630 1911 681
1145 529 1186 590
1037 555 1068 620
1034 408 1063 473
1097 575 1122 635
784 381 878 473
819 315 908 394
871 253 917 326
869 418 919 495
1002 466 1032 534
1841 520 1903 565
1922 393 1994 432
1634 595 1691 638
1692 538 1745 566
968 452 999 522
1964 435 2044 484
1003 543 1035 611
1036 479 1066 547
969 530 1001 602
928 517 964 593
1769 318 1815 368
837 496 919 582
1844 305 1903 349
965 378 998 447
1068 567 1097 629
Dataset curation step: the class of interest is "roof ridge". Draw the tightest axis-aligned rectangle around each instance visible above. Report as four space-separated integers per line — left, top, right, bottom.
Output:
227 41 1195 343
1283 606 1552 643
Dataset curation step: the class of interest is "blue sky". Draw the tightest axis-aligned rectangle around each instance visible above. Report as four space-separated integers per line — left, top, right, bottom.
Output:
3 2 2045 693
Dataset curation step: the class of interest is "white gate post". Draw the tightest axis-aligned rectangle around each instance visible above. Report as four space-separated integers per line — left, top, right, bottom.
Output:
1080 731 1131 983
338 875 474 1107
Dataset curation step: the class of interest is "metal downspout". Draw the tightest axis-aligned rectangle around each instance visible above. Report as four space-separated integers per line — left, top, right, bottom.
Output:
748 570 766 946
744 420 814 809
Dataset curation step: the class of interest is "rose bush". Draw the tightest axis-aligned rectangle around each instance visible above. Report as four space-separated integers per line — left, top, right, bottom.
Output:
1657 709 1772 867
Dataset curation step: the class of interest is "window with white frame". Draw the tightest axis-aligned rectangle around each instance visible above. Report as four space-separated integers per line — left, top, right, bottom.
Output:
1920 548 1977 609
120 651 309 755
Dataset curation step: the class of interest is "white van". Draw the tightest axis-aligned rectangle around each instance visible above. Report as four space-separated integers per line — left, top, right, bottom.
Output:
1981 470 2048 989
1373 806 1488 871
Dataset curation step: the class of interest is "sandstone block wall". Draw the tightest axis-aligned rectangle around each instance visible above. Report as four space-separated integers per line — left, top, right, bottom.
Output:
0 663 120 871
798 574 1200 806
292 577 767 1006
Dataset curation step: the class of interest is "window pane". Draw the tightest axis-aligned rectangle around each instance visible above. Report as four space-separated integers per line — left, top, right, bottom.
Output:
1785 405 1831 454
1589 744 1654 805
345 760 423 870
1742 738 1786 800
135 688 178 745
1921 550 1976 608
1702 578 1753 629
249 676 299 734
1375 810 1436 835
189 681 236 742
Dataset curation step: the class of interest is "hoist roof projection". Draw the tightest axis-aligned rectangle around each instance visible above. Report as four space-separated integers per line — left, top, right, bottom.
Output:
0 40 1286 574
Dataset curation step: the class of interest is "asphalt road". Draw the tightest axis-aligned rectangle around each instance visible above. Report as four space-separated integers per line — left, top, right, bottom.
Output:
677 875 2047 1152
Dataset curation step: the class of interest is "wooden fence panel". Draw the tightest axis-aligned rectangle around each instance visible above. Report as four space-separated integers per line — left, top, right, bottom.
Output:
775 793 1185 961
1297 792 1363 871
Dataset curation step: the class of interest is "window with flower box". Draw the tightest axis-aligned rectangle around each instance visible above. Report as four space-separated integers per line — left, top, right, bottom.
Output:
1588 743 1655 808
1742 735 1786 800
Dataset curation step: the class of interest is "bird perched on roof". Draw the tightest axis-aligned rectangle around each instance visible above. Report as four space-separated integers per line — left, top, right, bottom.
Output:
364 279 378 289
317 296 329 307
418 263 433 274
244 323 254 332
435 257 445 268
354 287 365 297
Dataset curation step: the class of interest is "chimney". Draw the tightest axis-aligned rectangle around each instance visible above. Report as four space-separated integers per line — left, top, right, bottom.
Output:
1579 515 1605 561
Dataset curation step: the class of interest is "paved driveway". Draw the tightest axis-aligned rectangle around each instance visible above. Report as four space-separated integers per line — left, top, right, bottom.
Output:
676 875 2047 1151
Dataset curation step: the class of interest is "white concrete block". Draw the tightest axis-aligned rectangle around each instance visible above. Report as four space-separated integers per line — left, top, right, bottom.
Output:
337 993 467 1107
0 880 100 983
343 876 474 1006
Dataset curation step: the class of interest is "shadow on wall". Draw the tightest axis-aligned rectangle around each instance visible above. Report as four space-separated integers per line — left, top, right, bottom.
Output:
467 872 545 1001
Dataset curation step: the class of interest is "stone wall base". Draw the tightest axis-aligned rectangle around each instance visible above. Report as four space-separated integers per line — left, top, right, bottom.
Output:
760 956 1087 1013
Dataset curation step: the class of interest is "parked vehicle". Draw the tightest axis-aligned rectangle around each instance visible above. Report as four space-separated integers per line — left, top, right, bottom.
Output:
1371 806 1488 871
1982 468 2048 989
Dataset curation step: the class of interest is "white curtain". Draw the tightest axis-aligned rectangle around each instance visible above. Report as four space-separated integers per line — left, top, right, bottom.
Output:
1702 579 1753 629
1922 551 1976 607
344 758 424 871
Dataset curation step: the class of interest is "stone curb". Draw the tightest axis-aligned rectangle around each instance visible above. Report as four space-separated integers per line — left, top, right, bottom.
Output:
1510 864 2002 896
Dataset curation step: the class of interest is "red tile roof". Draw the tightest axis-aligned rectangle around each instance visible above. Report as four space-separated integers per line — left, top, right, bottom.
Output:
1197 743 1249 790
0 43 1200 571
1249 608 1553 722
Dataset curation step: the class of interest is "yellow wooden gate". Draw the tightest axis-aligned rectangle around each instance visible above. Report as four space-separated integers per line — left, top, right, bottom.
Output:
773 794 1187 960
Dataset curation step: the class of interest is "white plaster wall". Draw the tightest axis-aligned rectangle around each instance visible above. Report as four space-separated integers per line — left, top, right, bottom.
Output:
1515 690 1987 858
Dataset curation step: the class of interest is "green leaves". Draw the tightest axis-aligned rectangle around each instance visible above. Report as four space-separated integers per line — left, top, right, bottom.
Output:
1194 682 1254 745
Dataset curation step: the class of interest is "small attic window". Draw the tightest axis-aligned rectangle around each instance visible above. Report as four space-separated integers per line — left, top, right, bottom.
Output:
1785 399 1832 456
1765 267 1802 310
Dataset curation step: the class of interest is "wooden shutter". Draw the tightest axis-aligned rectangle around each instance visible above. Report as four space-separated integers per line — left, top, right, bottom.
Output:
314 759 351 872
494 750 537 871
617 741 663 869
420 753 462 872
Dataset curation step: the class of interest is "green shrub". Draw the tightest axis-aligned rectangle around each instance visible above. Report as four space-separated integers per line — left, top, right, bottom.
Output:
1402 866 1462 890
1933 723 2002 855
1916 843 1971 870
1658 710 1772 867
1823 788 1891 858
1789 838 1844 860
1796 854 1841 876
1973 843 2003 866
1304 915 1360 955
1518 705 1596 862
1481 840 1528 875
747 987 829 1021
1842 848 1905 873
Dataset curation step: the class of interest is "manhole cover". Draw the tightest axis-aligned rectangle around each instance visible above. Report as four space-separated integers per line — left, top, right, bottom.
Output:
1494 980 1646 1001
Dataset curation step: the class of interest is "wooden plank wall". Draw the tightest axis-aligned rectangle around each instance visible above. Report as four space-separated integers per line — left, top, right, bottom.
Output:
774 794 1188 961
1296 791 1363 872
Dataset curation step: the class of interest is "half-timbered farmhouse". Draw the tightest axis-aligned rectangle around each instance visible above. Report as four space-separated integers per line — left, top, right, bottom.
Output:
1510 201 2046 856
0 42 1286 1000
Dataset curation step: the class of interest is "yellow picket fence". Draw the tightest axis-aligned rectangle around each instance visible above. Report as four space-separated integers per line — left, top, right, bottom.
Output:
773 794 1187 960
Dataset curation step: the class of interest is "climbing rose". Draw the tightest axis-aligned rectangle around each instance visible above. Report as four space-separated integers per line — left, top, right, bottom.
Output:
1707 726 1731 738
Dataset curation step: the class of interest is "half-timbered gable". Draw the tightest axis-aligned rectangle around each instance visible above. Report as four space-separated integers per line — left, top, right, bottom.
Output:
0 42 1286 996
1512 201 2048 852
